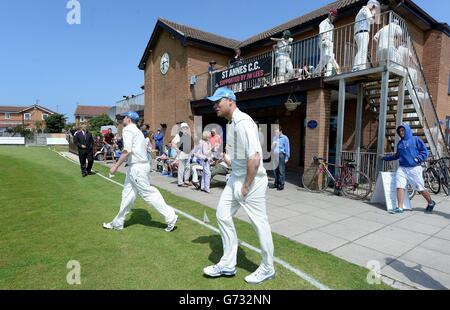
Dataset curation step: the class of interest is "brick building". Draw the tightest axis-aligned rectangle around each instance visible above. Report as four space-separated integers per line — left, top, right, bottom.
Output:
138 0 450 174
0 104 56 133
74 105 111 126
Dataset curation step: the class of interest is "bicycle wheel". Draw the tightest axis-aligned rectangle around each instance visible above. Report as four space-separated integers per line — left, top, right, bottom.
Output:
442 180 449 196
302 166 329 193
425 167 440 195
406 184 416 200
341 170 372 200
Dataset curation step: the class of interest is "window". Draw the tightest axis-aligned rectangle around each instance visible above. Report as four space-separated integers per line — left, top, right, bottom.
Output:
80 116 85 122
448 72 450 95
24 113 31 120
5 113 11 119
42 114 49 120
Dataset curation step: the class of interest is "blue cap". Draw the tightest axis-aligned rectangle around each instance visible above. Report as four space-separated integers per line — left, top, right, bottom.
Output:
120 111 140 123
207 87 236 102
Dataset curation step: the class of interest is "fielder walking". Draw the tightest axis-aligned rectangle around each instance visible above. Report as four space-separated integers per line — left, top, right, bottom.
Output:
203 87 275 284
103 111 178 232
315 9 340 77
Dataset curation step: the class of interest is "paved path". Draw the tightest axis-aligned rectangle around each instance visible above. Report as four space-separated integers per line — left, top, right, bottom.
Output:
65 153 450 290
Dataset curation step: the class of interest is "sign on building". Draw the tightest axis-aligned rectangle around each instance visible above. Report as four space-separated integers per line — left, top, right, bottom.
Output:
214 57 272 88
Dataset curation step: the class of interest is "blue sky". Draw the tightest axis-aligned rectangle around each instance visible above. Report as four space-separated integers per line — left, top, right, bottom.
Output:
0 0 448 122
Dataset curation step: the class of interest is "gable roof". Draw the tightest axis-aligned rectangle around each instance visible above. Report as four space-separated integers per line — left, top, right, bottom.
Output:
138 18 240 70
139 0 450 69
0 106 27 113
0 105 56 114
240 0 362 48
74 105 111 117
21 104 57 115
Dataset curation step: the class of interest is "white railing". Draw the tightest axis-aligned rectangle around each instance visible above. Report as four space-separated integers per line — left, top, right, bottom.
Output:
116 93 145 115
189 10 449 158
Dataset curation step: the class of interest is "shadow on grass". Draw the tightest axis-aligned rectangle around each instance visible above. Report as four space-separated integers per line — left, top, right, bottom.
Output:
125 208 166 229
192 235 259 274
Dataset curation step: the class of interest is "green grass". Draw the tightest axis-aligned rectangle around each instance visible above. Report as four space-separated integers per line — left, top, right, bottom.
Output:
0 146 393 290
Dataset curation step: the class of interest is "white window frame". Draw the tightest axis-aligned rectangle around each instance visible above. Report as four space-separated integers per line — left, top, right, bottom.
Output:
80 116 86 122
5 112 11 119
42 114 49 120
24 113 31 120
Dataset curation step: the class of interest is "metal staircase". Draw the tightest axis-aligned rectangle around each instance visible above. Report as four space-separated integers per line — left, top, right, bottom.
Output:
361 13 449 160
364 78 428 153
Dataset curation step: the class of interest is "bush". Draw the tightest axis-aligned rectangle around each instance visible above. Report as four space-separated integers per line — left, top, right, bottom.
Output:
88 114 114 137
45 114 67 133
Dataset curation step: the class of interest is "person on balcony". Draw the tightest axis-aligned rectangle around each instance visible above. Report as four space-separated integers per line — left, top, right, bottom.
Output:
381 123 436 214
271 30 294 84
374 19 403 65
230 48 244 92
353 0 381 71
315 9 341 77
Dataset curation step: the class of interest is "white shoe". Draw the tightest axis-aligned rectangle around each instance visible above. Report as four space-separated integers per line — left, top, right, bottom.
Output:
102 222 123 230
245 266 276 284
203 264 237 277
165 215 178 232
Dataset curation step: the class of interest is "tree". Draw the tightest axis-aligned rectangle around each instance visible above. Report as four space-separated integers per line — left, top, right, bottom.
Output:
34 121 43 134
88 114 114 137
45 114 67 133
7 125 34 139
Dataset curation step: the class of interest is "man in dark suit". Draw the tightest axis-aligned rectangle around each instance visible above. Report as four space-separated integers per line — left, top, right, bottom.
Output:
73 124 94 177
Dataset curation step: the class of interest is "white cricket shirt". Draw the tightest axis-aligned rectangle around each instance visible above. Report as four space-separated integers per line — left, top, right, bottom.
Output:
226 109 266 178
122 123 149 165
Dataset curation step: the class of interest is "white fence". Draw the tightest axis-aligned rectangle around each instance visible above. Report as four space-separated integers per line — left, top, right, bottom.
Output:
0 137 25 145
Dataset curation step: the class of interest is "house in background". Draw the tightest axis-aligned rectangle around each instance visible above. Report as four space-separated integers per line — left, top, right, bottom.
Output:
0 104 56 133
74 105 111 126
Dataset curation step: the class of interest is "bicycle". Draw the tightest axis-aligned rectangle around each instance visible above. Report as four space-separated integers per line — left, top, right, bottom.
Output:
424 158 442 195
302 156 373 200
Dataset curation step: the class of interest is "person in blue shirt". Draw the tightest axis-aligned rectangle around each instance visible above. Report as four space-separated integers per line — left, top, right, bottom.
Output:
271 126 290 191
381 124 436 214
153 128 165 156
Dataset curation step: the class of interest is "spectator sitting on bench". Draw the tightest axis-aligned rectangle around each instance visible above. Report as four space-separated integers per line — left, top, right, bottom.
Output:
189 146 203 190
211 152 232 181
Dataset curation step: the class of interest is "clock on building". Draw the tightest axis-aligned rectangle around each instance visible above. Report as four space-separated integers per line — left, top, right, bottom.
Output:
160 52 170 75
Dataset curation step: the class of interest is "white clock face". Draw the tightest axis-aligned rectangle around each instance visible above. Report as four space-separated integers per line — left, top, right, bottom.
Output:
160 52 170 75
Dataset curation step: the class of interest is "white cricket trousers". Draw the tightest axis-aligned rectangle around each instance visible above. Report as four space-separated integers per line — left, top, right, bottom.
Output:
315 41 339 77
111 163 177 227
353 32 370 70
216 174 274 271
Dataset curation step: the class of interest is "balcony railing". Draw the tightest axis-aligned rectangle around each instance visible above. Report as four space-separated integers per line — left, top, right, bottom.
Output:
191 11 413 100
116 93 145 115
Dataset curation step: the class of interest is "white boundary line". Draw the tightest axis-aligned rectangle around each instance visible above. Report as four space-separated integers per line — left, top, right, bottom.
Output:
52 148 331 290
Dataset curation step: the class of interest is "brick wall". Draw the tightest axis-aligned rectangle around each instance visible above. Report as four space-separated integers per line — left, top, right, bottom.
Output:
144 31 188 144
304 89 331 169
423 31 450 121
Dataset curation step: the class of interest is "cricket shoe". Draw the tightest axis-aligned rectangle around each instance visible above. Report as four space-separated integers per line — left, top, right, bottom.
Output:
203 264 237 277
165 215 178 232
245 266 276 284
102 222 123 230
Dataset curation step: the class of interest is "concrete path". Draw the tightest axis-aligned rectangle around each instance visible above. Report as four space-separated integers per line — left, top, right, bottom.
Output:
64 153 450 290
